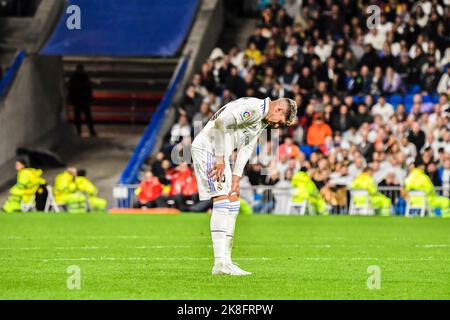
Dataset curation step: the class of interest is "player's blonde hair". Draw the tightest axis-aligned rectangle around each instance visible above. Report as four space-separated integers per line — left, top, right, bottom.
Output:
283 98 297 126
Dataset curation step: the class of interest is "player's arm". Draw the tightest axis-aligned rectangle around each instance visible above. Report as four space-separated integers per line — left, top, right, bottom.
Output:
208 111 236 180
209 100 260 181
230 136 259 196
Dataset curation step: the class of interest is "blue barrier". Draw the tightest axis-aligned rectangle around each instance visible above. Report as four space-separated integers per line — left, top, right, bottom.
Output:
0 50 26 97
40 0 198 56
119 54 190 186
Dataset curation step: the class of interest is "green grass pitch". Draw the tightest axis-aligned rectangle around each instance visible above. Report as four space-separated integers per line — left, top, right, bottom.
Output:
0 213 449 299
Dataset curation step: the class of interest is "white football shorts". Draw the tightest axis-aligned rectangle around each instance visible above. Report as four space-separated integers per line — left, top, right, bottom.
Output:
191 147 231 201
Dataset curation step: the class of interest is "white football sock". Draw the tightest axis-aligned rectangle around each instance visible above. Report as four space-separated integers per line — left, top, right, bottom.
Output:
226 200 240 264
210 199 230 265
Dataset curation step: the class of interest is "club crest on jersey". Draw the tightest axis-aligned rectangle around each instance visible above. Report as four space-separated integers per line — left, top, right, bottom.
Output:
241 111 251 121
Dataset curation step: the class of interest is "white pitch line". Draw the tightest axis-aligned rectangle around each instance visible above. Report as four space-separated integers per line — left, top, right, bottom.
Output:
0 255 447 262
0 245 195 251
40 257 272 263
301 257 448 261
2 243 448 251
415 244 449 248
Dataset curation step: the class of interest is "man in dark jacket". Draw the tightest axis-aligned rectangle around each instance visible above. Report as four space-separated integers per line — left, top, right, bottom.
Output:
68 64 96 137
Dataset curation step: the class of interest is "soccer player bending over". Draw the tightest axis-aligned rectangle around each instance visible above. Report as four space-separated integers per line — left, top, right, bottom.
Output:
191 97 297 275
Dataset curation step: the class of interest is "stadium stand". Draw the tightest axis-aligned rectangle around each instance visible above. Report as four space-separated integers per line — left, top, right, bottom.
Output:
124 0 450 216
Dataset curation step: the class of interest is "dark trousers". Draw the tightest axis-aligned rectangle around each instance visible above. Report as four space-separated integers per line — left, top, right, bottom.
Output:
74 103 96 136
135 199 158 209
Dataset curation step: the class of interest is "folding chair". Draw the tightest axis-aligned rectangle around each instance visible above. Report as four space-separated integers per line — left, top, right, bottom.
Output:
405 190 432 217
44 185 61 212
288 199 311 215
272 188 293 214
82 192 92 212
20 196 36 212
349 189 374 216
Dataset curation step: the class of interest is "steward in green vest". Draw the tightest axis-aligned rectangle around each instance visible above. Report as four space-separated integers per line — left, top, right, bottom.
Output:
291 168 329 215
350 167 391 216
2 159 46 213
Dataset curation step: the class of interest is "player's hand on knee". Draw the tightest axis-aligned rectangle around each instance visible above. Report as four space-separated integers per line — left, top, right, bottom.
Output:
229 175 240 199
208 157 225 181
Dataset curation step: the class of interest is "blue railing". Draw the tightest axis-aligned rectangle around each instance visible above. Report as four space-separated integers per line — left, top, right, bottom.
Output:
0 50 26 97
118 54 190 187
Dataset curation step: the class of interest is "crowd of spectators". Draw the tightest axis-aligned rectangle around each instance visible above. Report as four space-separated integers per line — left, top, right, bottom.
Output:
135 0 450 213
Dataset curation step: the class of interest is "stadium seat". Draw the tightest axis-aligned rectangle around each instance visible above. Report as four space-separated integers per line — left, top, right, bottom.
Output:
300 145 314 159
389 94 403 105
20 197 36 212
404 94 414 104
404 190 432 217
44 186 61 212
404 103 413 113
408 84 421 94
272 188 293 214
288 198 313 215
348 189 374 216
422 95 432 103
353 96 362 104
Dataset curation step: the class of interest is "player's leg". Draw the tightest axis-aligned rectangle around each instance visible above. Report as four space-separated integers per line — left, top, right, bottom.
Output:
191 148 232 274
226 192 252 276
210 194 231 274
226 192 239 264
225 164 238 265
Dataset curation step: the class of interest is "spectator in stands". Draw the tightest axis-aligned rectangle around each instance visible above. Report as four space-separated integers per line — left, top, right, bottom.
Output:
370 66 383 95
306 112 332 148
225 66 247 97
383 66 404 94
371 95 394 123
353 103 373 128
277 136 301 160
279 63 299 93
399 136 417 164
421 63 441 93
320 178 347 214
331 105 354 134
181 85 202 121
134 170 162 208
244 41 263 66
170 114 191 145
438 155 450 197
192 102 213 135
408 122 426 153
437 67 450 94
68 64 97 137
165 163 199 211
192 73 209 98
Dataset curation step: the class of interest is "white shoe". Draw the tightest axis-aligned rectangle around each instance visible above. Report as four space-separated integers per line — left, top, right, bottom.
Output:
212 262 252 276
212 262 233 275
229 263 252 276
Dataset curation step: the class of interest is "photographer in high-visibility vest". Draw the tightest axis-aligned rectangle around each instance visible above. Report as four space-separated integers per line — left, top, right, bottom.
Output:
75 169 107 211
351 167 391 216
292 168 329 215
54 167 86 212
403 167 450 218
2 159 46 213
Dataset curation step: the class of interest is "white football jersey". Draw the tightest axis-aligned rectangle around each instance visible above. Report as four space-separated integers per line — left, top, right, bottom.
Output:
192 97 270 176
